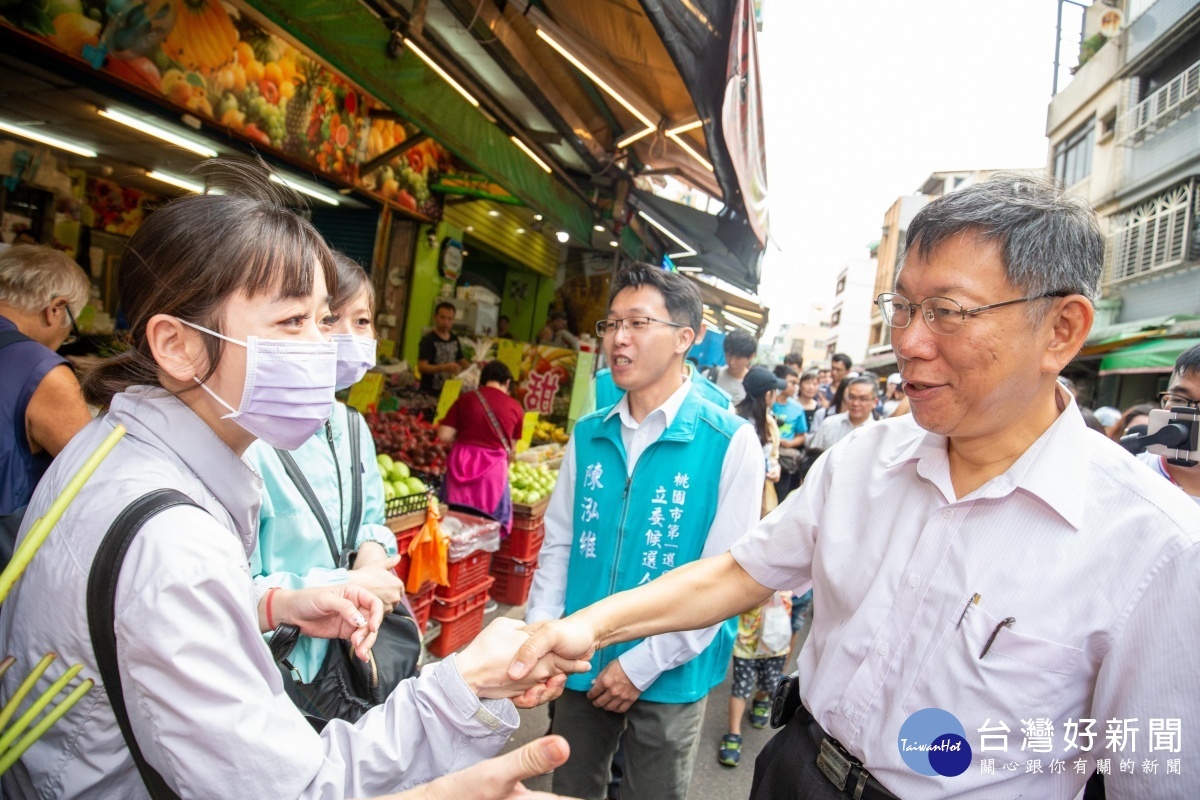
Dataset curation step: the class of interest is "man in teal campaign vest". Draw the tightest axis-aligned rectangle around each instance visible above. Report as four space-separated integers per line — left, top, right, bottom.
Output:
526 265 763 800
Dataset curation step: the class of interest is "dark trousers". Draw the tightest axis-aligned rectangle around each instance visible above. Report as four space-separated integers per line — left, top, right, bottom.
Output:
749 710 857 800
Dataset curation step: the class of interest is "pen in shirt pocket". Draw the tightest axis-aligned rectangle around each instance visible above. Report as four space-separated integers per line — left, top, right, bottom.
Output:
955 593 980 630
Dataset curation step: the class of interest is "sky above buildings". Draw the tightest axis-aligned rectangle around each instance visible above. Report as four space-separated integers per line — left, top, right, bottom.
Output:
756 0 1085 337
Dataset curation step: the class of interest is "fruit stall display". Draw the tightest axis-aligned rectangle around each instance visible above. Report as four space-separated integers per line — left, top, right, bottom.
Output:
530 420 569 446
507 461 557 508
365 409 447 480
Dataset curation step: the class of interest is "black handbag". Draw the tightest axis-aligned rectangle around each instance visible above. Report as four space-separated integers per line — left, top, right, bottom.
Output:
273 407 421 723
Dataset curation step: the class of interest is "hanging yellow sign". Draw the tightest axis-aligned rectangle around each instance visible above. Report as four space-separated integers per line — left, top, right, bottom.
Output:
434 379 463 425
346 372 384 413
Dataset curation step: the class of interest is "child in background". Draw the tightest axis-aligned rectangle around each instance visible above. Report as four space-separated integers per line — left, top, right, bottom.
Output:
718 591 793 766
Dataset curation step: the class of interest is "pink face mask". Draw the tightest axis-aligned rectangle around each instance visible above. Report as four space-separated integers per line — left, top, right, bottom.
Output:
180 320 337 450
332 333 377 390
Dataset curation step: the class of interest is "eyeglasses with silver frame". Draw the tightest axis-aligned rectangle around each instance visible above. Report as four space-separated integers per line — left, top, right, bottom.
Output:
875 291 1070 336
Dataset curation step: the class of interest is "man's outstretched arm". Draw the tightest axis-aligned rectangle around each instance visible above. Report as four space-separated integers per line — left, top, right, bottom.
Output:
509 552 772 679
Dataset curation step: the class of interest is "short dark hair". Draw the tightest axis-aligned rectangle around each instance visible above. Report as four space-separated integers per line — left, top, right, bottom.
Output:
81 158 335 408
498 315 510 323
724 330 757 359
608 264 702 334
831 353 852 369
1176 343 1200 379
773 364 798 380
480 360 513 387
330 252 374 315
782 353 803 368
549 310 568 322
435 301 457 316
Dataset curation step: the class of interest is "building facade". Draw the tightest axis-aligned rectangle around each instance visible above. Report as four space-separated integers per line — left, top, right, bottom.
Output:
825 256 877 367
1048 0 1200 407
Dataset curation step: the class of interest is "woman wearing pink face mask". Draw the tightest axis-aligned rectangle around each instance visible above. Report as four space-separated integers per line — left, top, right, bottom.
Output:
0 162 581 800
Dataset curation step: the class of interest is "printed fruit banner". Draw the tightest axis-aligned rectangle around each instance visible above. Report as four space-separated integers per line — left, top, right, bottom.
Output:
0 0 483 219
513 344 577 420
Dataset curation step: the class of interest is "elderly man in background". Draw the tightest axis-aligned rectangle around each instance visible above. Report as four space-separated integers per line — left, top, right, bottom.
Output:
0 245 92 519
807 375 877 453
512 173 1200 800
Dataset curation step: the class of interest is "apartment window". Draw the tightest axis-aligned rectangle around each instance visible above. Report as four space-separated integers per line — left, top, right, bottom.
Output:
830 309 842 327
1053 118 1095 187
1107 179 1195 284
835 276 846 295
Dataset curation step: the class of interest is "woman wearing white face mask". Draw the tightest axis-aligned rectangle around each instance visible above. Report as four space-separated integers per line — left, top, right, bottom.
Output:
246 254 405 692
0 162 581 800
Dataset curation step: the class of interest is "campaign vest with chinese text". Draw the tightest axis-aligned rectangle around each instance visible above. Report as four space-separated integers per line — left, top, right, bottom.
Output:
565 385 743 703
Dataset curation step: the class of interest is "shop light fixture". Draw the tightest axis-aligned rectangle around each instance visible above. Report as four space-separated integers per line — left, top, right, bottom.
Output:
146 170 206 194
533 214 543 221
615 126 655 149
516 227 526 234
637 210 697 259
555 231 570 244
609 240 619 248
537 28 657 149
404 38 480 108
488 210 501 217
593 224 605 232
510 135 552 173
666 126 713 172
269 174 341 206
726 305 763 319
99 108 217 158
0 119 97 158
677 266 703 273
722 309 758 333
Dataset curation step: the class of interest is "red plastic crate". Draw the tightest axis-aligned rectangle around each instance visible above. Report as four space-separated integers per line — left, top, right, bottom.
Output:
427 595 488 658
437 550 493 599
510 511 546 531
392 526 423 583
432 576 495 622
497 524 545 561
407 584 437 634
489 556 538 606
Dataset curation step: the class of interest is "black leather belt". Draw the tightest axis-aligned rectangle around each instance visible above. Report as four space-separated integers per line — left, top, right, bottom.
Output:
769 676 901 800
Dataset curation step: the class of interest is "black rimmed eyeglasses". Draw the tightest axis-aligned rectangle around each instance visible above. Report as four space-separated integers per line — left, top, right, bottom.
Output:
595 316 688 338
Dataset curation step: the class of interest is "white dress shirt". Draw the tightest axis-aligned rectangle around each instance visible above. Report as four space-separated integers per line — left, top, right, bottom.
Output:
0 388 516 800
732 401 1200 799
527 377 763 691
808 410 876 451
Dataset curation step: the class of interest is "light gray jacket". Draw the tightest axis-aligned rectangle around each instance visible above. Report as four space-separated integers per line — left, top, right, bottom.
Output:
0 387 516 799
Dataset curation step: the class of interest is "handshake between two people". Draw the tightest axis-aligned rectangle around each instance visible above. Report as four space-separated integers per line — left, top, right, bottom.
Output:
267 582 599 709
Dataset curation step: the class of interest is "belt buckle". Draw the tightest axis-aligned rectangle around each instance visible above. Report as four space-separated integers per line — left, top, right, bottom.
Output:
816 737 852 791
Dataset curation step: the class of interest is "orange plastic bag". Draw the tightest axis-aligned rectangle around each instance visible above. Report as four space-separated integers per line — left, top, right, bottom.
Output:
406 499 449 593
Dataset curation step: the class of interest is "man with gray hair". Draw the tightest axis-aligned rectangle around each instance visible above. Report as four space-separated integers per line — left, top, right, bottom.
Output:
0 246 92 517
807 375 877 452
512 174 1200 799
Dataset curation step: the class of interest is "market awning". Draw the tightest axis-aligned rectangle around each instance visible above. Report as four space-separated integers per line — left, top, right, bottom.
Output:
686 274 768 336
1098 337 1200 375
632 189 761 293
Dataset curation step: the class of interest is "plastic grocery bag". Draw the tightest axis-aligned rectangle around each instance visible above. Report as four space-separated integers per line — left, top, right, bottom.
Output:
757 592 793 656
406 500 449 593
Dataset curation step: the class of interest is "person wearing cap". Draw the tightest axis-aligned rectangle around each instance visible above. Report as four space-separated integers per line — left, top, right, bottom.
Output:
881 372 904 417
538 309 580 349
525 265 762 800
737 365 789 513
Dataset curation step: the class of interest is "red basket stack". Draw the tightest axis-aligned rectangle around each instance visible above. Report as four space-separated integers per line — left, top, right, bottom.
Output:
407 583 437 634
427 576 495 658
490 507 546 605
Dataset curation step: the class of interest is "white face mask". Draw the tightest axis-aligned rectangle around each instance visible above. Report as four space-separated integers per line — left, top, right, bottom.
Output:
331 333 377 390
180 320 337 450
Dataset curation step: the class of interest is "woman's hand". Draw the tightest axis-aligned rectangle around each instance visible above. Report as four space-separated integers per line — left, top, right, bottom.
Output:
456 618 590 702
261 585 383 661
371 736 578 800
348 555 404 612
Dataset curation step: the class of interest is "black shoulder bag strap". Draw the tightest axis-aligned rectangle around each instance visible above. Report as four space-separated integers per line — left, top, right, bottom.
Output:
345 406 363 539
273 447 343 567
475 389 515 459
87 489 197 800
